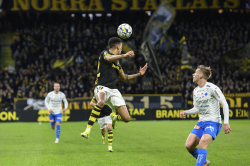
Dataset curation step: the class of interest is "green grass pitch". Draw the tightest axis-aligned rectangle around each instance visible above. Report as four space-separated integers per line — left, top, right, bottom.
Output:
1 120 250 166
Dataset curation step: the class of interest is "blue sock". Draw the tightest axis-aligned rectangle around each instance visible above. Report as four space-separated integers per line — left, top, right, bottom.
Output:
56 125 61 139
196 149 207 166
189 147 199 159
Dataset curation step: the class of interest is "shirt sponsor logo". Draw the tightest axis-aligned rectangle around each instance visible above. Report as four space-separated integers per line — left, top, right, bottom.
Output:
197 99 212 104
205 92 208 96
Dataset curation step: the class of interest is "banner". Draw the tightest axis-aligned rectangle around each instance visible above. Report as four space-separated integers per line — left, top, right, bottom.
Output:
14 95 183 111
14 93 250 112
52 56 74 70
159 35 175 53
177 36 194 81
142 0 176 46
8 0 244 12
49 54 75 76
141 40 163 85
224 93 250 108
1 108 248 122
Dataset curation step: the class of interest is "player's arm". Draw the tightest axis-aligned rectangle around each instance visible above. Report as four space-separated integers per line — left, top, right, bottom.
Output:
62 94 68 113
119 63 148 81
90 101 97 107
90 96 97 107
180 91 199 119
213 87 231 134
104 51 134 62
45 95 53 114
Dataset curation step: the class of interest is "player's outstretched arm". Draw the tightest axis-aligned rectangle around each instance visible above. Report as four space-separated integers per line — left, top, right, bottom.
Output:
105 51 134 62
119 63 148 81
180 107 199 119
180 90 199 119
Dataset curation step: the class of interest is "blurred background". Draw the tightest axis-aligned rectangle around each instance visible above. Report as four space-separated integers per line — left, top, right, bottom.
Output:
0 0 249 121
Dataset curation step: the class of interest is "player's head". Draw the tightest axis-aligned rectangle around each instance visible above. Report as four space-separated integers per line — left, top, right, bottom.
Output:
193 65 212 83
54 83 60 92
108 37 122 55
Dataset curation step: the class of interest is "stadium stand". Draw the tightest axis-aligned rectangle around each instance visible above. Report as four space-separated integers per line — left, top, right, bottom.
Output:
0 11 250 110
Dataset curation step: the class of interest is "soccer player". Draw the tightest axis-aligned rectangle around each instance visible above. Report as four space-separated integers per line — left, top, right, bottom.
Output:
90 96 113 152
180 65 231 166
81 37 148 139
45 83 68 143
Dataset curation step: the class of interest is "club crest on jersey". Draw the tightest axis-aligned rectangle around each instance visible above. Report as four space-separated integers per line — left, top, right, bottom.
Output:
205 92 208 96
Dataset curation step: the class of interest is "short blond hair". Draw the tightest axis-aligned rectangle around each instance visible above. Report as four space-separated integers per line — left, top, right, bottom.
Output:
54 82 60 86
197 65 212 80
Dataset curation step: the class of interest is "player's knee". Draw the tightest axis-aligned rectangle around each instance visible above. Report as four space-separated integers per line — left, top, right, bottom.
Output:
56 122 60 125
97 100 105 108
198 139 207 149
107 126 112 131
123 116 130 123
185 142 193 151
50 120 54 123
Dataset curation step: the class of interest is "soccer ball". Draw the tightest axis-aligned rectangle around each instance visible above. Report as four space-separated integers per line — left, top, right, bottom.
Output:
117 23 132 39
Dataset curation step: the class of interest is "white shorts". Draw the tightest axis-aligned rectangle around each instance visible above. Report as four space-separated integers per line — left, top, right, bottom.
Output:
97 116 112 129
94 86 126 111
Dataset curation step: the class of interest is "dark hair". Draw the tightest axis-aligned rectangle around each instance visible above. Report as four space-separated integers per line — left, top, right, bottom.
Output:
108 37 122 49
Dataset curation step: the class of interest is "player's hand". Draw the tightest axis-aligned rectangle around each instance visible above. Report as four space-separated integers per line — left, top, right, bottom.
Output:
224 124 231 134
124 51 134 57
49 109 53 114
63 108 66 113
139 63 148 76
180 111 186 119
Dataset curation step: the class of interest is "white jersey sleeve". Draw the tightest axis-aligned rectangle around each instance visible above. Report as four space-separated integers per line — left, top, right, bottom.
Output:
62 93 68 109
212 86 229 124
45 94 51 110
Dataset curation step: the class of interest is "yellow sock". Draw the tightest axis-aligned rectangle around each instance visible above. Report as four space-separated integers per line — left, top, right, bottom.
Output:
86 105 101 129
108 130 113 146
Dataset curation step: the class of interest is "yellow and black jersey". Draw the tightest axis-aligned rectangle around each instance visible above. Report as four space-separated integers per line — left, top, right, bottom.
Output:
95 50 123 89
91 96 112 118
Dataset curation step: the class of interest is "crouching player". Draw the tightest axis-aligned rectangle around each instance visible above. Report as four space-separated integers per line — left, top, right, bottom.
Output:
180 65 231 166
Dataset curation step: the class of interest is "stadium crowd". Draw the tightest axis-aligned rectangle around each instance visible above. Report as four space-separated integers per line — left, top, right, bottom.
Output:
0 11 250 109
